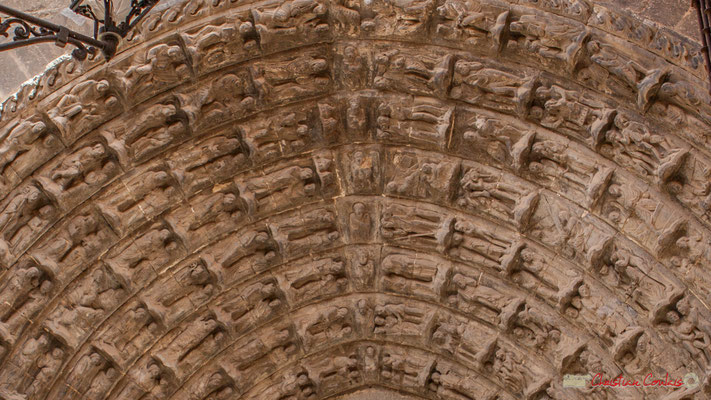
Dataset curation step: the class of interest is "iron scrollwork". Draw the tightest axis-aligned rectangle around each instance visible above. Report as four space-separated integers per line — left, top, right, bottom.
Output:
0 1 160 61
0 5 107 60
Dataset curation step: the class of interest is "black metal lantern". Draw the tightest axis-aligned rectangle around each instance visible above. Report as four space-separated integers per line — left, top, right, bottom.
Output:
0 0 159 61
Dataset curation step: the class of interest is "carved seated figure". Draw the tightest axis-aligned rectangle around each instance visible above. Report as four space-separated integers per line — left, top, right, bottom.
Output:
120 44 190 99
49 79 119 140
666 297 711 369
0 120 53 177
251 53 330 102
0 185 55 262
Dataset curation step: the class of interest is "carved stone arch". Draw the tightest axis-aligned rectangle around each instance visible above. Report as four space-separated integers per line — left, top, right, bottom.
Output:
0 0 710 399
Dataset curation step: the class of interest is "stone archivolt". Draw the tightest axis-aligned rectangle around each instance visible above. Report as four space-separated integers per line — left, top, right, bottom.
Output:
0 0 711 399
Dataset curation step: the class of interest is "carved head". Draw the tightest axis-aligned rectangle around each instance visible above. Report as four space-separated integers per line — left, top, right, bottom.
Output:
352 202 366 216
676 297 691 316
95 80 110 95
22 266 41 287
666 310 681 324
51 348 64 359
89 352 103 365
344 46 357 59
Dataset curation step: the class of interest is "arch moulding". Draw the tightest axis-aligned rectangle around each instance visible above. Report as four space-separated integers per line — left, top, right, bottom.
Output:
0 0 711 399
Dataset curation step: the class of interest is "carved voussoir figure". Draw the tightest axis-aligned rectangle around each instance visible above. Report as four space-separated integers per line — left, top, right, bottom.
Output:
251 48 333 105
434 0 510 52
93 299 164 369
29 206 118 281
141 256 218 327
44 266 126 349
508 10 589 73
361 0 434 38
384 149 460 203
0 183 58 267
96 161 181 236
101 99 189 165
375 48 454 97
104 222 185 291
214 278 286 336
210 225 280 285
376 95 454 148
154 313 229 380
177 70 257 133
112 41 192 105
168 128 249 196
182 11 260 75
252 0 330 53
166 185 246 250
37 139 121 211
5 333 66 400
0 258 54 345
451 59 537 116
279 255 348 305
341 147 382 195
45 78 121 144
0 117 62 184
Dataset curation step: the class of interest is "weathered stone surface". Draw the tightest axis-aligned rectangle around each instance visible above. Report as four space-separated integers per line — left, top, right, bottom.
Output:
0 1 709 400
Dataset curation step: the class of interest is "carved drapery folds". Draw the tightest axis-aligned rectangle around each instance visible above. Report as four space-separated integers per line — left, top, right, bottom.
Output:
0 0 710 399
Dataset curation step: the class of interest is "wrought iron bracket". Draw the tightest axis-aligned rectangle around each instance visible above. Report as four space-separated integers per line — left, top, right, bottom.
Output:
0 4 114 60
0 1 161 62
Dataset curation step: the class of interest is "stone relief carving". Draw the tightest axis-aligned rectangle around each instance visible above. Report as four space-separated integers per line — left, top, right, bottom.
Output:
0 1 709 399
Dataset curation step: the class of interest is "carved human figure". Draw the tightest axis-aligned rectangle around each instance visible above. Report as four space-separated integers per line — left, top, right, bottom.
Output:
431 316 464 354
183 17 258 73
386 153 459 201
373 302 426 336
509 14 589 71
443 271 513 326
48 143 117 200
96 302 161 367
380 348 428 388
347 150 380 194
108 226 179 280
84 367 118 399
303 306 354 348
0 261 53 341
667 297 711 369
170 133 247 195
251 52 330 103
239 166 316 214
349 249 375 290
349 202 372 242
119 43 190 100
435 0 509 48
285 258 347 303
48 79 119 140
25 347 64 398
179 72 256 131
374 50 454 96
252 0 329 51
376 97 453 146
0 120 54 177
450 60 536 115
186 191 243 233
146 259 216 325
157 315 226 378
217 228 278 280
100 169 176 232
271 209 340 256
47 268 124 346
0 185 54 257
